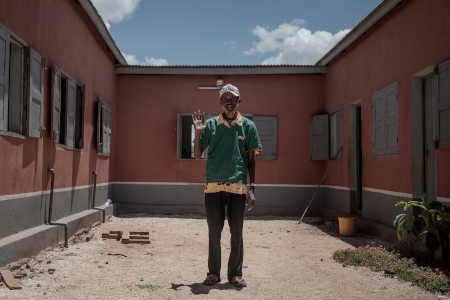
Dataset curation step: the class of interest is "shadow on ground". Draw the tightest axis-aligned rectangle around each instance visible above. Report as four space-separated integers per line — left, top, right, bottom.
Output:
301 217 394 249
170 282 242 295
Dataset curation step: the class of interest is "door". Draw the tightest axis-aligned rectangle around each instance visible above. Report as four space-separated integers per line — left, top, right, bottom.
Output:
356 106 362 210
423 75 436 202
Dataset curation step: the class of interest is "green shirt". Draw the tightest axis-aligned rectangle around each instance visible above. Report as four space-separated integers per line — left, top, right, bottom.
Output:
200 112 262 185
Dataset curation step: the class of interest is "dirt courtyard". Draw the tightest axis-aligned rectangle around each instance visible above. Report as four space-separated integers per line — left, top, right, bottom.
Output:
0 213 439 299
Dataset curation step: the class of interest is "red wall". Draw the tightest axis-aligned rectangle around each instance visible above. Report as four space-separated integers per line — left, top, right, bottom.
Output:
0 0 117 195
323 0 450 197
115 74 326 185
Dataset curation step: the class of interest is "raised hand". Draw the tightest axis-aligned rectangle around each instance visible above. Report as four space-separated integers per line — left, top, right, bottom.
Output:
192 110 207 132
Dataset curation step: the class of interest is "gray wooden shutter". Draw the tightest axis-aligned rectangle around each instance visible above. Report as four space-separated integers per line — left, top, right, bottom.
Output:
385 83 398 155
177 113 182 159
27 48 44 138
97 99 103 154
333 109 343 160
0 26 9 131
372 90 385 157
254 116 277 160
51 65 61 142
436 59 450 148
66 78 76 147
102 101 112 155
372 82 398 157
76 85 85 148
310 114 329 160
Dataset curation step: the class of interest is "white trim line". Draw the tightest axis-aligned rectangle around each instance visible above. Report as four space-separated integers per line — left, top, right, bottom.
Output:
437 197 450 204
320 185 350 191
0 182 109 202
363 187 413 198
112 182 350 189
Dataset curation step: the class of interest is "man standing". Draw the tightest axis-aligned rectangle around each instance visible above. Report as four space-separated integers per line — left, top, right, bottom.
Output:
192 84 262 288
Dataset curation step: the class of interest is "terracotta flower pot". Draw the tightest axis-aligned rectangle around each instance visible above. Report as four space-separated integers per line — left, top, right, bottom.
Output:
338 216 357 237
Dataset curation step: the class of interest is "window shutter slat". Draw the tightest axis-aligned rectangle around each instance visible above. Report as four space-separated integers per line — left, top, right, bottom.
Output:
27 48 44 138
372 91 385 156
254 116 277 160
0 27 9 131
51 65 61 142
310 114 329 160
437 59 450 148
372 82 398 157
385 84 398 154
65 78 76 147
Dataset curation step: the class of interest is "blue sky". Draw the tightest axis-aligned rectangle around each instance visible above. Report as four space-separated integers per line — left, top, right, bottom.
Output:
91 0 382 66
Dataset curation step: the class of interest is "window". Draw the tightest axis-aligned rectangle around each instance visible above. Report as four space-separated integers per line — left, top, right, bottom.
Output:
177 113 277 160
309 109 343 161
436 59 450 148
97 98 112 156
51 65 84 149
372 82 398 157
0 23 44 138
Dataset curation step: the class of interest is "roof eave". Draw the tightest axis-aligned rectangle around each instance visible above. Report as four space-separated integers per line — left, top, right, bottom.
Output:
316 0 402 66
115 65 328 75
78 0 127 65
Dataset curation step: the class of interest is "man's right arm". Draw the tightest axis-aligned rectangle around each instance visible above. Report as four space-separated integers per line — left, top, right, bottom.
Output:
192 111 207 159
193 130 203 159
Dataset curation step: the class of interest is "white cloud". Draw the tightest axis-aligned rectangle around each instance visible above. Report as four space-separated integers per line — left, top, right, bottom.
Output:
123 53 169 66
244 19 350 65
91 0 141 29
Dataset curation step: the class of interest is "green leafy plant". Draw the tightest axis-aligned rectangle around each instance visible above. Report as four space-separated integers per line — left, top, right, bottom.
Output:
393 194 450 263
333 245 450 293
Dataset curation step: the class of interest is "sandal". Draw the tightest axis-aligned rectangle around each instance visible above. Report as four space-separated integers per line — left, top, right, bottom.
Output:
203 273 221 286
230 276 247 288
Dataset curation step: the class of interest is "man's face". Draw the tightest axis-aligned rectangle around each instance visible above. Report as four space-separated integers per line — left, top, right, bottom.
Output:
220 92 239 114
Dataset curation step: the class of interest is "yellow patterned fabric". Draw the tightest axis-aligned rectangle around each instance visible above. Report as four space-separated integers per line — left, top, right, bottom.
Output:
217 112 243 128
204 182 247 195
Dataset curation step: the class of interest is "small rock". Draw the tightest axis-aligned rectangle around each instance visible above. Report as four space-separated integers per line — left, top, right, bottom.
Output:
140 278 144 281
98 265 103 269
48 268 56 274
37 284 41 287
105 261 108 264
46 260 51 264
13 270 28 278
321 259 323 261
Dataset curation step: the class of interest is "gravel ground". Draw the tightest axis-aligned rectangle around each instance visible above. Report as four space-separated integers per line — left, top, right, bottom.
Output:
0 213 440 300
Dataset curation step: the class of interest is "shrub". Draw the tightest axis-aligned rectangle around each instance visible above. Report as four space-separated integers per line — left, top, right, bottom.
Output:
393 194 450 264
333 245 450 293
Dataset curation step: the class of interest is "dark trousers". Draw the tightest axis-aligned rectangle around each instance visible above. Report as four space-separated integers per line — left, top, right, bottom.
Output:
205 192 246 282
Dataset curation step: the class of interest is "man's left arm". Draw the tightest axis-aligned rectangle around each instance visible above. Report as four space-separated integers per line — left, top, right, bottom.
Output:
246 150 256 211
